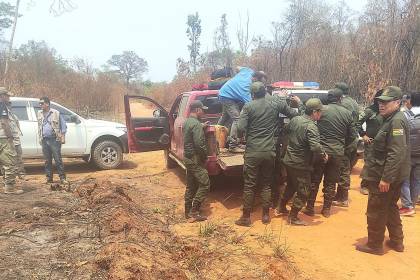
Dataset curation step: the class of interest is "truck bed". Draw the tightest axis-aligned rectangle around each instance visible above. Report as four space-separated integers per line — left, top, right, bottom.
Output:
217 149 244 170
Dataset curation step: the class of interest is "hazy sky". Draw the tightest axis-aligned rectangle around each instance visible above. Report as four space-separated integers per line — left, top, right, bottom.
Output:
9 0 366 82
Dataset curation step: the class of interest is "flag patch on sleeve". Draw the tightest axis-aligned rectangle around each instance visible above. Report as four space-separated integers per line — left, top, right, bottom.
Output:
392 128 404 136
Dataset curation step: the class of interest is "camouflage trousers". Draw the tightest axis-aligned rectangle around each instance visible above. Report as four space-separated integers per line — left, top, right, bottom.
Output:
184 157 210 209
282 166 311 211
14 144 25 178
308 155 343 209
366 180 404 248
242 151 275 210
337 148 357 200
0 139 17 188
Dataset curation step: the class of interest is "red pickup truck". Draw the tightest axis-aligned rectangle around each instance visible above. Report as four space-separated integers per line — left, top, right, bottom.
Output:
124 90 244 176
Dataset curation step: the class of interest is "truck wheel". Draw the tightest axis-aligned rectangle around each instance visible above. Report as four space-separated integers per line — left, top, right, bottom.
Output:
92 140 123 170
164 149 177 169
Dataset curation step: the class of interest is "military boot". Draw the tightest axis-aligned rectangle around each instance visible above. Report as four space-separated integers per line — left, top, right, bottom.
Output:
274 199 289 216
262 208 271 224
321 207 331 218
288 207 307 226
303 200 315 216
385 240 404 252
333 190 349 207
235 208 251 227
356 244 384 255
188 202 207 222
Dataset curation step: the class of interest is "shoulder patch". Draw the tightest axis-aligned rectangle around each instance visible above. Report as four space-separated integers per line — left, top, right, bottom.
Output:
392 128 404 136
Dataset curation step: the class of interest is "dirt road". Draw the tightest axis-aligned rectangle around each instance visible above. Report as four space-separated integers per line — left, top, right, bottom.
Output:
0 152 419 279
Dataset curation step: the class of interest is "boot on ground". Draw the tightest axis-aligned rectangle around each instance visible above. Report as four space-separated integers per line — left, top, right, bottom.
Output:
262 208 271 224
321 208 331 218
188 202 207 222
385 240 404 252
303 200 315 216
288 207 307 226
235 208 251 227
356 244 384 255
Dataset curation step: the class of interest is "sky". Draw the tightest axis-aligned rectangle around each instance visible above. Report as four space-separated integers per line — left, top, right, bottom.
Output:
8 0 366 82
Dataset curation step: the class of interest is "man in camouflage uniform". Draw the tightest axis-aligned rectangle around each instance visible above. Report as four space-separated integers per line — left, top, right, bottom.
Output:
276 98 326 225
235 82 302 227
356 86 409 255
2 91 25 179
357 89 383 195
304 88 357 218
0 88 21 194
334 82 359 207
183 100 210 222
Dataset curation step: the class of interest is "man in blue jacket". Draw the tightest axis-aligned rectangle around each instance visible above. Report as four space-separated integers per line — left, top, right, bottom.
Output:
218 67 255 153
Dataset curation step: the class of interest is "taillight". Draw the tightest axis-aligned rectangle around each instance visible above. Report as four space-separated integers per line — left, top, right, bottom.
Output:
206 126 217 156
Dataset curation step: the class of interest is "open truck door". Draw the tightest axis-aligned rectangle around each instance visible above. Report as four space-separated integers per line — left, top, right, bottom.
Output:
124 95 170 152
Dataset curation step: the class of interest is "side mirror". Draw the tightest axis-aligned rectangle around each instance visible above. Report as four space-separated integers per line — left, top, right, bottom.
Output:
71 115 80 124
153 109 161 118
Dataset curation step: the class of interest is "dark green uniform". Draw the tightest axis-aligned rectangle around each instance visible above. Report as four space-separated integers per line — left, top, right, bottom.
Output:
183 117 210 214
238 95 301 211
337 95 359 200
362 110 409 249
282 115 324 210
357 107 383 189
307 102 357 212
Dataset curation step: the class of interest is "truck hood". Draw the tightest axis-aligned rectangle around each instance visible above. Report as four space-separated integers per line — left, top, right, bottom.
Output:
84 119 126 128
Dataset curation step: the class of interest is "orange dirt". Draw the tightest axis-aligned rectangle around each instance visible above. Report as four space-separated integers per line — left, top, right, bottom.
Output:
1 151 418 279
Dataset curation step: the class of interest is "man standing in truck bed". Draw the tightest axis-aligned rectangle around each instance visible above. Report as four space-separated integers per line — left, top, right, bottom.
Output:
183 100 210 222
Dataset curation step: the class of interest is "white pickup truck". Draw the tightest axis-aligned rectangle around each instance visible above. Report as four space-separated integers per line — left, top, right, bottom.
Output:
10 97 128 169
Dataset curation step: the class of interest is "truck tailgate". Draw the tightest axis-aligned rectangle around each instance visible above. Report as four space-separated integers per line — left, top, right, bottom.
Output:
217 150 244 170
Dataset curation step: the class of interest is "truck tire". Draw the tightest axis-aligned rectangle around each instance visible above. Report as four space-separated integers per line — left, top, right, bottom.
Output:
92 140 123 170
164 149 177 169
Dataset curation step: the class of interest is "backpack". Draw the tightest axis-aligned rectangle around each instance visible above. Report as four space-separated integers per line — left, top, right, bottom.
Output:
210 67 233 80
409 115 420 157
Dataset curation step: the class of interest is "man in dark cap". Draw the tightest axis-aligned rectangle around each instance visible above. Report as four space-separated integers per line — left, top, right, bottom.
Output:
183 100 210 222
356 86 409 255
235 82 302 227
303 88 357 218
334 82 359 207
276 98 327 225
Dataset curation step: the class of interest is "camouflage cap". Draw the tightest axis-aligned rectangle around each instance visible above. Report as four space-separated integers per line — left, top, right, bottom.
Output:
0 87 12 96
335 82 349 94
251 81 265 94
375 86 403 102
306 98 323 111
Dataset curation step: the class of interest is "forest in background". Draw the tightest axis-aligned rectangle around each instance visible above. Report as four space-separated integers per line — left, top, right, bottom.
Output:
0 0 418 119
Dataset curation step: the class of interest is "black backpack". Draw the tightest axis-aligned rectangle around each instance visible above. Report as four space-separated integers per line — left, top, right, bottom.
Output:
210 67 233 80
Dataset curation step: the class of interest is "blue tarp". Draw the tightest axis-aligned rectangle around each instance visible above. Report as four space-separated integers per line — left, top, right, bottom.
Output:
219 67 254 103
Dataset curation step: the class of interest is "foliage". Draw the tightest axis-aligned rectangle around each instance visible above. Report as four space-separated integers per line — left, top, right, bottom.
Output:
0 1 16 30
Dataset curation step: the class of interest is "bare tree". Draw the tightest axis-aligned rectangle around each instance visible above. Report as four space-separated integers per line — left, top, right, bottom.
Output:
107 51 148 89
49 0 76 17
3 0 20 85
237 11 252 54
186 12 201 73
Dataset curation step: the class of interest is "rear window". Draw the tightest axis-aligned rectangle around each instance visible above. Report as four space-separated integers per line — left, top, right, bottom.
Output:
196 95 222 114
10 101 29 121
